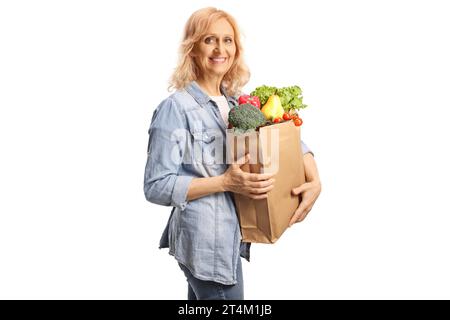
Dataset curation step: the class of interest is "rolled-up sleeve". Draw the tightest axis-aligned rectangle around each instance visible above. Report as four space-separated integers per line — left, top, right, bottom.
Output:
144 98 193 210
301 140 314 156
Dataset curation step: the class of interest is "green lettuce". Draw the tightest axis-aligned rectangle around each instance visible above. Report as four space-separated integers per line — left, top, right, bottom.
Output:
250 85 308 111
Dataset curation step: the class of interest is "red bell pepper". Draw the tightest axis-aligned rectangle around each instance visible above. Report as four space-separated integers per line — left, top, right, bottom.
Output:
238 95 261 108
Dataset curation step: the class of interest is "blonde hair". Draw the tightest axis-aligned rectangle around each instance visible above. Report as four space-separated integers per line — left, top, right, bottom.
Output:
168 7 250 97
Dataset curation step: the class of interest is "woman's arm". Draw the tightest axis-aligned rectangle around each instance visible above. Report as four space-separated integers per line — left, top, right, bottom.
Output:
289 153 321 226
186 176 225 201
187 154 275 201
144 98 194 210
304 153 321 184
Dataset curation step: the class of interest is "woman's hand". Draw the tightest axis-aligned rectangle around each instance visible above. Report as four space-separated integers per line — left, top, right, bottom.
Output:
289 153 321 226
289 181 321 226
222 154 275 200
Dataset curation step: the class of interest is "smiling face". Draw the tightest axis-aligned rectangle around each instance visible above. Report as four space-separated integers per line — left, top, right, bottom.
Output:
192 18 236 80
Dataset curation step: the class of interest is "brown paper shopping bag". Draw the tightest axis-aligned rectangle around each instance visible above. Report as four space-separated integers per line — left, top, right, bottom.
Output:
227 121 306 243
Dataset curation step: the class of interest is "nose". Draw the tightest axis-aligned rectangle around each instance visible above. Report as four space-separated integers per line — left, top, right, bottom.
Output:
214 42 223 53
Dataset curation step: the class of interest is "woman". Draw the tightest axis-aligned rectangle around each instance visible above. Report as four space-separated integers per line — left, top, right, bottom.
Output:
144 7 321 300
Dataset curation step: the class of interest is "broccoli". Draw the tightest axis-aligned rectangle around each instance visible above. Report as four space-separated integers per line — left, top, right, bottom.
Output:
228 103 266 133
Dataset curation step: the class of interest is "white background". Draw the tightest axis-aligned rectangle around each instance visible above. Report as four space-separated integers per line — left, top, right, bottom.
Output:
1 0 449 299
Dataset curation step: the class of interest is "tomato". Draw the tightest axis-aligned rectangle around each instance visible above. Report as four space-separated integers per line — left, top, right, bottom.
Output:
282 113 291 121
273 118 281 123
293 118 303 126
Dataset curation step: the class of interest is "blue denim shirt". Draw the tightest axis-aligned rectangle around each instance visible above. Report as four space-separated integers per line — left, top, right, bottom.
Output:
144 81 312 285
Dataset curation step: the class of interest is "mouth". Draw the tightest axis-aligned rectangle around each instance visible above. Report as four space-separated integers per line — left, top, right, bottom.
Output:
209 57 227 64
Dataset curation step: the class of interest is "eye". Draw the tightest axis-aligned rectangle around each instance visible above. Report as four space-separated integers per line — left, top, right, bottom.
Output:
224 37 233 44
204 36 216 44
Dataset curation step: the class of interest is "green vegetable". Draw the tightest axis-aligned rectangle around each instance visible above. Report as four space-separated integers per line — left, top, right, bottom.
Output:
251 85 308 112
249 85 277 106
228 103 267 133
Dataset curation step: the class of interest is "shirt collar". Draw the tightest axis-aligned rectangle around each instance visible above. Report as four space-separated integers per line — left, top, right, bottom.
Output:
185 81 237 108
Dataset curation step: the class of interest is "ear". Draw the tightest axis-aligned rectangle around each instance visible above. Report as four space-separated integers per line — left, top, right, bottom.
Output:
189 44 199 58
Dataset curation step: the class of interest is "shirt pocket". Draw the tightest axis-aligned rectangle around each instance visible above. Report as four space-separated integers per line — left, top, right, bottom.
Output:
190 128 224 167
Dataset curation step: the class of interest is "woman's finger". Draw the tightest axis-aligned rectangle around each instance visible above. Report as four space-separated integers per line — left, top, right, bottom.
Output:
289 201 308 226
292 183 310 196
231 153 250 168
296 207 312 223
247 172 276 182
247 179 275 189
248 193 268 200
248 184 274 194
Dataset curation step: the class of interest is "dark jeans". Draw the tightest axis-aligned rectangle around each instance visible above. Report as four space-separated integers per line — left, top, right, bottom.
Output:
178 258 244 300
